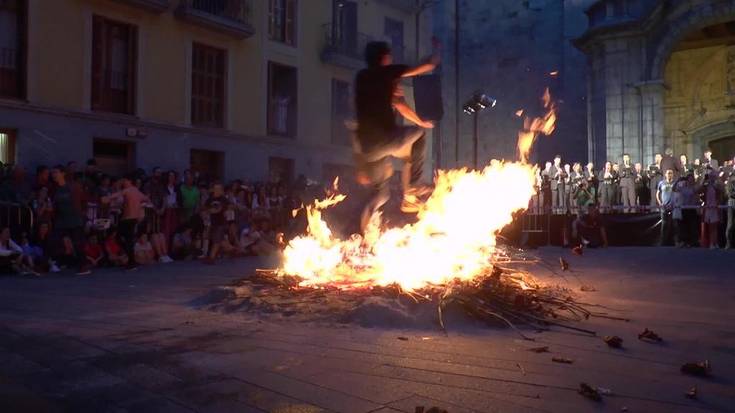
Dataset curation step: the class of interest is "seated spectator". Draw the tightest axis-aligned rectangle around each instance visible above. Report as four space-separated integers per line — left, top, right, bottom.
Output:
171 225 199 261
221 222 247 257
0 227 35 275
572 206 608 248
18 232 44 275
150 231 173 263
240 219 279 256
134 233 156 265
54 234 78 270
104 229 129 267
79 233 104 275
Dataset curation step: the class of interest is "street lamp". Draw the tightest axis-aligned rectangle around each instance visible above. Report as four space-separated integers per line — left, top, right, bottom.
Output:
463 93 497 169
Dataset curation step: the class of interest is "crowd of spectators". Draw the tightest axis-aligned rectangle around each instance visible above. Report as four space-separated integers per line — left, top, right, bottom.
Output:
534 148 735 249
0 159 310 275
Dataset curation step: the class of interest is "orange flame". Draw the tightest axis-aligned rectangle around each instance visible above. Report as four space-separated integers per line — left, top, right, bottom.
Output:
279 90 557 291
517 88 556 164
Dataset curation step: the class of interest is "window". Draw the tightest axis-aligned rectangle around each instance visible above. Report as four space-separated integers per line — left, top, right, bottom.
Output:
384 17 404 63
191 42 227 128
268 156 294 185
0 0 26 99
267 62 297 137
268 0 297 46
332 0 357 53
190 148 224 182
0 129 16 164
92 16 137 114
331 79 351 145
93 139 135 177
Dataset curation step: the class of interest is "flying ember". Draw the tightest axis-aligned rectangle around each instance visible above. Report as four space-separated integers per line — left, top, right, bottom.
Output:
279 90 557 291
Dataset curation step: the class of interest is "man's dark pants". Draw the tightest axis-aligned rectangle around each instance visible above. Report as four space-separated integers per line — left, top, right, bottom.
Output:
660 209 674 246
727 201 735 248
355 126 426 232
118 218 140 265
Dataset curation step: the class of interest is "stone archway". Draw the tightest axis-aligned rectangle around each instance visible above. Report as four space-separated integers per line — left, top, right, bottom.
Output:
649 1 735 81
692 121 735 162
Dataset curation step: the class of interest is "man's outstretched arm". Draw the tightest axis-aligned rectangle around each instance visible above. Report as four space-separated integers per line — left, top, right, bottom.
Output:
393 99 433 129
401 38 441 78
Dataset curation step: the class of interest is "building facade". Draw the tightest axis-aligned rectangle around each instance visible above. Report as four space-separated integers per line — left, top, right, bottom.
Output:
576 0 735 166
0 0 433 183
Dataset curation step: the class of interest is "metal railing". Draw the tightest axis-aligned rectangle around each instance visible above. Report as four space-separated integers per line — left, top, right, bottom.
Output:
182 0 250 24
0 202 34 235
321 23 372 61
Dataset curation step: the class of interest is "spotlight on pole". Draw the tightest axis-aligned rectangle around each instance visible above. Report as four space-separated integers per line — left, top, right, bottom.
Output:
462 92 497 169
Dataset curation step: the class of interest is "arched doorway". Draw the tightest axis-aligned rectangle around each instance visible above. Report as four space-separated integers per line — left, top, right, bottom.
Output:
709 136 735 163
662 21 735 161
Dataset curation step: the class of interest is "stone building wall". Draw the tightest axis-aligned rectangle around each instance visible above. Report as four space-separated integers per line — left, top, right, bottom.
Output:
432 0 594 169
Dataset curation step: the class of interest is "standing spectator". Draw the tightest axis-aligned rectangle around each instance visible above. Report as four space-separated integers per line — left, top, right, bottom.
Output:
79 233 104 275
35 165 50 192
701 170 723 249
703 149 718 169
634 162 650 208
648 153 663 208
611 163 621 208
550 155 566 213
656 169 675 246
563 164 573 213
619 154 636 213
726 167 735 249
203 183 230 265
50 166 84 256
660 148 682 178
32 186 54 224
540 161 552 213
584 162 598 195
102 175 150 270
598 162 615 213
179 170 200 224
161 170 179 244
674 174 698 247
680 154 692 176
11 166 32 204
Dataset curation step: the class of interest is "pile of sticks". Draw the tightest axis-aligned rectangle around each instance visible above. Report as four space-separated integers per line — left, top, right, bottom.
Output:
222 264 603 338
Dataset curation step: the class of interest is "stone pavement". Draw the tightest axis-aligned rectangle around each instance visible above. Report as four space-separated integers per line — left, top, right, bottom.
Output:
0 248 733 412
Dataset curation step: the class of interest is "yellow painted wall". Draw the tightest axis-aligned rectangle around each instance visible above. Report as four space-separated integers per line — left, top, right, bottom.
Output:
26 0 426 147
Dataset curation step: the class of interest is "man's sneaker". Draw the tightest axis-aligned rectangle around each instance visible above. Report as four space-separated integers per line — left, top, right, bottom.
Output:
158 256 173 264
400 194 423 214
163 255 174 263
49 263 61 273
76 269 92 276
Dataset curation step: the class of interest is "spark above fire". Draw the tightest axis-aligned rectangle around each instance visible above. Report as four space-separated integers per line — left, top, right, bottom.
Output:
279 89 557 292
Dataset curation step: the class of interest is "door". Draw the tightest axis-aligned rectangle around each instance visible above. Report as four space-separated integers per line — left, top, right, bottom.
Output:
708 136 735 164
190 149 224 183
93 139 135 177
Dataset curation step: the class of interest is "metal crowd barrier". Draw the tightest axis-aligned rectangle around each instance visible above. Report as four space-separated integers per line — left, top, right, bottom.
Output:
0 201 34 235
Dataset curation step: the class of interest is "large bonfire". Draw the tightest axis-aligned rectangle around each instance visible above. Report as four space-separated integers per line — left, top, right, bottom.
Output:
278 89 557 292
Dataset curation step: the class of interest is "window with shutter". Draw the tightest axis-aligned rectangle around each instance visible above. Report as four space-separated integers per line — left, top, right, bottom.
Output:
191 43 227 128
0 0 26 99
91 15 137 114
268 0 297 46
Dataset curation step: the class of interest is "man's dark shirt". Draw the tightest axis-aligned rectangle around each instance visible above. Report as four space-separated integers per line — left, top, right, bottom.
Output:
354 64 409 151
660 155 682 176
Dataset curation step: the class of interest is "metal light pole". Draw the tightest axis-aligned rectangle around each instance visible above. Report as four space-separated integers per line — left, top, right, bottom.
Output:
462 93 497 170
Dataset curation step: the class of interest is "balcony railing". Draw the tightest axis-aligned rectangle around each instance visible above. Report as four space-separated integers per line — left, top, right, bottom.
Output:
176 0 255 39
374 0 417 13
320 23 372 70
111 0 169 13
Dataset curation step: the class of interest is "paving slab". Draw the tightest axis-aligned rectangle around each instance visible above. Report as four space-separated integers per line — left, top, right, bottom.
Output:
0 249 732 412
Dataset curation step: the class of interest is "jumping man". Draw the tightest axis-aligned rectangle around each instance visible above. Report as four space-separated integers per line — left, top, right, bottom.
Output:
353 39 441 233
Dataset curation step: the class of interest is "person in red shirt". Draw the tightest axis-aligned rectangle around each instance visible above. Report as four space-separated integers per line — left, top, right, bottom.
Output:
104 229 128 267
78 233 104 275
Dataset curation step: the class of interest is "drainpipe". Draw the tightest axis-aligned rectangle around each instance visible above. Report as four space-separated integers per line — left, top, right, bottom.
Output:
454 0 460 166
